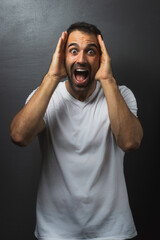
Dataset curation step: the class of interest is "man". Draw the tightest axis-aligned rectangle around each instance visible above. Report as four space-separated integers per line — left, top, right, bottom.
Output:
10 22 143 240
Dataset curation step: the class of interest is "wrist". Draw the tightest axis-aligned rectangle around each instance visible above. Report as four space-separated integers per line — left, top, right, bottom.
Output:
99 76 117 85
44 73 61 84
41 74 60 91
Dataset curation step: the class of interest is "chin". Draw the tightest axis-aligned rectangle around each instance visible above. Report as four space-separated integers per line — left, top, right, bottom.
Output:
69 77 94 93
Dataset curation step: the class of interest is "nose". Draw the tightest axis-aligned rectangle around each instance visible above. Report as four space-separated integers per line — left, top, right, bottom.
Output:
76 51 87 64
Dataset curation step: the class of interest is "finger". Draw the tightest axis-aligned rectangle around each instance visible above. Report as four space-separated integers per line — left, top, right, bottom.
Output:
97 35 110 59
59 31 68 52
61 31 68 50
54 33 64 54
62 31 68 41
52 31 67 60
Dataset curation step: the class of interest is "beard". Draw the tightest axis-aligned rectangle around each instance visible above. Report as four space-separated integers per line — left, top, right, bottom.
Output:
65 62 96 93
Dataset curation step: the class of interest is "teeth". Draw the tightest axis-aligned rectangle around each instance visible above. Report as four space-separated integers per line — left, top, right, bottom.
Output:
76 69 87 72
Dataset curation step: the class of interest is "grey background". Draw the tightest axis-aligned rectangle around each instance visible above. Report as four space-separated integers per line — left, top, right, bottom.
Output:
0 0 159 239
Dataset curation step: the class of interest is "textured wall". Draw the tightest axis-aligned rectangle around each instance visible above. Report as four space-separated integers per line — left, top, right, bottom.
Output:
0 0 159 239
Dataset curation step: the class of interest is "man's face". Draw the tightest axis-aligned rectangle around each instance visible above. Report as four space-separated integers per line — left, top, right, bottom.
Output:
65 30 100 94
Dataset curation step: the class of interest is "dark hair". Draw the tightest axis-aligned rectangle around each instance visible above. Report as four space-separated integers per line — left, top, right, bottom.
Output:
67 22 103 39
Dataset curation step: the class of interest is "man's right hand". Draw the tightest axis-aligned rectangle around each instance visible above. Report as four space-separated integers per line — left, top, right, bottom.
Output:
47 31 68 81
10 31 68 146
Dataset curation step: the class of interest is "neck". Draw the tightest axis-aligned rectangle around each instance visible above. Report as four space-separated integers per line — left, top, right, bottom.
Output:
65 81 97 101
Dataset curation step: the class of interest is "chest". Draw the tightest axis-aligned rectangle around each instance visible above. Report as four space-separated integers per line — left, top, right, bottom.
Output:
47 96 111 152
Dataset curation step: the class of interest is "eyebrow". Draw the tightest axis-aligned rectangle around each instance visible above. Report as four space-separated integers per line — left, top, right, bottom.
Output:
68 43 98 49
68 43 78 48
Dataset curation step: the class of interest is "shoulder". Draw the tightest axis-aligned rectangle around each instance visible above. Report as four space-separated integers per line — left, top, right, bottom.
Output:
51 81 66 98
118 85 137 102
118 85 138 117
25 81 65 106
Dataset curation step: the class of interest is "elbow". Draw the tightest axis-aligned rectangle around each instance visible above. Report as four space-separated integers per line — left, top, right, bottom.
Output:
10 130 28 147
121 133 143 152
119 127 143 152
122 140 141 152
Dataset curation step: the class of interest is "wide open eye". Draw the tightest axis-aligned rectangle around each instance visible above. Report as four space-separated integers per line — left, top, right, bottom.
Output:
88 49 95 55
70 49 78 55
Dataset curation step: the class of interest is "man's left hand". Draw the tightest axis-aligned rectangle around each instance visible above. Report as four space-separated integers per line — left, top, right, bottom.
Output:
95 35 113 82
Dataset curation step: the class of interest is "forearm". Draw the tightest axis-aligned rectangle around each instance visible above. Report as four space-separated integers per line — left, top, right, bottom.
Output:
10 74 59 146
10 31 68 146
100 77 143 152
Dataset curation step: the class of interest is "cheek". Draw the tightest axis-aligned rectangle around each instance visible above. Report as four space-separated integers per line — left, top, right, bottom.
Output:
65 55 76 70
65 57 71 71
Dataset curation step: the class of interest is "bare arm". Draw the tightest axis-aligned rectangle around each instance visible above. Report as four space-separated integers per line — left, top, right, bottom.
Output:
95 35 143 152
10 31 68 146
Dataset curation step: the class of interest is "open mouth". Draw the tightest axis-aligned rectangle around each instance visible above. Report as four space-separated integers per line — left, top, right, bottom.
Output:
73 68 89 86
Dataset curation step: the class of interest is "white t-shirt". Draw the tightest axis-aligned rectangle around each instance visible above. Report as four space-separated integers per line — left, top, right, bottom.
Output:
26 81 138 240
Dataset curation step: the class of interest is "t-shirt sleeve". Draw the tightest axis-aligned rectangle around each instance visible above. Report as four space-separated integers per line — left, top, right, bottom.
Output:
118 85 138 117
25 87 47 125
25 87 38 104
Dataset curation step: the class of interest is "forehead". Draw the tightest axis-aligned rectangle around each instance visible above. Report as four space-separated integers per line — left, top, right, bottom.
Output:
67 30 99 47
